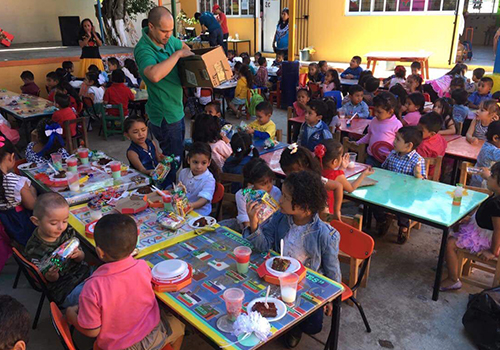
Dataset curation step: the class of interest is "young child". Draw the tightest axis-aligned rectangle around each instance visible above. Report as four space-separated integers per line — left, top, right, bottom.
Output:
25 192 89 306
363 77 380 106
124 58 142 88
62 61 75 82
253 52 262 68
467 99 500 144
52 93 77 137
26 118 70 165
405 74 423 94
254 57 269 88
466 67 485 93
411 61 422 77
423 63 467 102
293 88 310 120
0 295 30 350
416 112 447 178
79 71 104 103
387 65 406 89
247 101 276 140
47 75 82 113
20 70 40 97
471 121 500 187
235 158 281 229
308 63 321 83
272 51 284 67
0 137 37 246
433 98 457 135
451 88 470 124
192 113 232 169
88 64 108 85
376 126 426 243
223 132 259 175
179 142 218 215
357 92 403 167
227 50 237 68
243 56 257 75
340 56 363 80
339 84 369 119
298 100 333 151
103 69 135 117
66 214 185 350
402 92 425 126
318 60 329 80
243 170 340 348
45 71 60 95
441 161 500 291
108 57 135 88
322 69 340 94
469 77 494 109
228 65 253 118
448 77 466 97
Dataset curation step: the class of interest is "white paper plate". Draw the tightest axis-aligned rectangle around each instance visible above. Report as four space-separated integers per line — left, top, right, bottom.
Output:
18 162 41 170
188 216 217 229
152 259 188 279
247 297 287 322
49 173 68 183
265 256 300 277
153 266 189 284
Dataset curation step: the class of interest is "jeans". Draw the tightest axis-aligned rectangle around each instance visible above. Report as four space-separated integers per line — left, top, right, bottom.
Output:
209 27 224 48
299 308 324 334
61 280 85 308
149 117 186 187
222 33 229 55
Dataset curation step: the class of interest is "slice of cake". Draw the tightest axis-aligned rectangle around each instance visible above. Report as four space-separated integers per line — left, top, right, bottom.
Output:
194 217 208 227
252 302 277 318
271 258 291 272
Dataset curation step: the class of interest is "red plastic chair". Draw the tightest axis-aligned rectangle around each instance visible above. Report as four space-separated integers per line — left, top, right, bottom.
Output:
212 182 225 219
371 141 394 164
299 73 308 88
330 220 374 332
50 302 77 350
423 92 431 102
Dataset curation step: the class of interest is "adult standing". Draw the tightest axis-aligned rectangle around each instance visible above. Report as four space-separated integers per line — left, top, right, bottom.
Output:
212 4 229 55
194 11 224 49
134 6 193 186
272 8 289 60
77 18 104 78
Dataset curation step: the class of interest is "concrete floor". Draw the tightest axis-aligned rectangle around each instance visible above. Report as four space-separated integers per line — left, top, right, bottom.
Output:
0 106 489 350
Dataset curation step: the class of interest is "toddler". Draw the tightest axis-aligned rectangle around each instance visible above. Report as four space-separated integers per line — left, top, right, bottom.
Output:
20 70 40 97
254 57 269 88
448 77 465 96
103 69 135 117
192 113 232 169
47 73 82 113
340 56 363 80
272 52 284 67
25 193 89 306
416 112 447 178
45 71 59 95
179 142 218 216
470 121 500 187
204 101 229 127
363 77 380 106
339 85 369 119
402 92 425 126
228 65 253 118
247 101 276 140
318 60 329 81
405 74 423 94
88 64 108 85
124 58 142 88
411 61 422 77
293 88 310 120
466 67 485 93
26 118 69 165
67 214 185 350
308 63 321 83
0 295 30 350
469 77 494 109
79 71 104 103
423 63 467 102
223 132 259 175
387 65 406 89
451 88 470 123
433 98 457 135
227 50 236 68
322 69 340 94
467 99 500 144
298 100 333 151
107 57 136 88
52 93 77 137
62 61 75 82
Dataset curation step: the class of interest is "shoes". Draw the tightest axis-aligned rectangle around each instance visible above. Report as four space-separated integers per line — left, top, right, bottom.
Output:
376 220 391 237
284 327 303 348
440 280 462 291
397 227 409 244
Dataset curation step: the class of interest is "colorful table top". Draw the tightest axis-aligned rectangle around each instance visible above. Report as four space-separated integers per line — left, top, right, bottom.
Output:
144 226 343 350
20 152 150 206
69 203 202 259
337 118 371 136
445 136 484 161
253 139 288 156
0 90 56 119
347 168 488 227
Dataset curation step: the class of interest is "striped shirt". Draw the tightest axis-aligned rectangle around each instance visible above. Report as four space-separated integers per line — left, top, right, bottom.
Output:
0 173 31 210
382 150 426 178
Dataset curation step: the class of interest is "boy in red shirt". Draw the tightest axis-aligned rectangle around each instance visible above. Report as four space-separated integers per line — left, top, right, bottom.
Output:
52 93 77 137
417 112 447 178
103 69 134 117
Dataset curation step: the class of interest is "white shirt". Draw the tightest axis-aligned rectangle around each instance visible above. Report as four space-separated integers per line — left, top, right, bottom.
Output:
178 168 216 216
88 86 105 103
235 186 281 225
283 222 309 265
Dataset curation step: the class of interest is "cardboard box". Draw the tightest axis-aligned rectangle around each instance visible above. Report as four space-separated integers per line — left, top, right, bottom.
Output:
178 46 232 88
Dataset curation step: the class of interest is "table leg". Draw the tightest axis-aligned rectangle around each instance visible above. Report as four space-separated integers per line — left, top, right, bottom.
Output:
324 296 341 350
451 159 459 185
287 120 292 143
433 227 449 301
371 60 377 75
425 59 430 81
366 59 371 72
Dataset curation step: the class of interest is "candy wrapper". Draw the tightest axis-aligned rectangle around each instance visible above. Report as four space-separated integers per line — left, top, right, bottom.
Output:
221 123 235 139
151 156 179 183
171 182 193 217
243 188 279 224
236 121 248 132
157 212 185 230
37 237 80 274
233 311 271 342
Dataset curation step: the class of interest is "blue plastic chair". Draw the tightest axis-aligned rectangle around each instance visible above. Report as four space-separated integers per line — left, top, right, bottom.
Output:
324 90 343 109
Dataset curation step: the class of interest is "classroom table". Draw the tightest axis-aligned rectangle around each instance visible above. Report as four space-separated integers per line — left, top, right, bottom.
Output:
226 39 251 55
445 136 484 184
214 80 238 118
346 168 488 301
339 78 359 86
364 51 433 79
441 134 461 143
267 66 279 77
337 118 371 137
69 203 202 259
252 139 288 156
19 152 150 206
143 226 344 350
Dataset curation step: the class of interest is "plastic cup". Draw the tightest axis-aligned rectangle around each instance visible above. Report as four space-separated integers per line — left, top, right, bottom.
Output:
51 153 63 171
338 110 345 119
66 172 80 192
77 148 89 165
163 195 174 212
233 246 252 275
347 152 357 169
279 273 299 306
109 161 121 180
223 288 245 322
66 157 78 173
90 207 102 221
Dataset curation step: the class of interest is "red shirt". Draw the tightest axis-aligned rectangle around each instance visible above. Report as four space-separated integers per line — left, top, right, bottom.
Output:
322 168 344 214
52 107 77 136
21 82 40 96
218 12 229 34
103 83 134 116
416 134 447 178
48 91 81 114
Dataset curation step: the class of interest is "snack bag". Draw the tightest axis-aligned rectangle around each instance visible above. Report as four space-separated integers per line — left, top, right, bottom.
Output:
37 237 80 273
171 182 193 217
151 155 179 183
221 123 235 139
243 188 279 224
157 211 185 230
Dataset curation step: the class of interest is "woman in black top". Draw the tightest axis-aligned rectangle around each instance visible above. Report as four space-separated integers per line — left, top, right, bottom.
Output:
76 18 104 78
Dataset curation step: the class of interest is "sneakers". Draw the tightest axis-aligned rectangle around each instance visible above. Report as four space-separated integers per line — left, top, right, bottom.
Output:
440 280 462 292
284 327 303 348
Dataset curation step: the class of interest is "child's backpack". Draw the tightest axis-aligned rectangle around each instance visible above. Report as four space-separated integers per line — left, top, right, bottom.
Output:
247 89 264 117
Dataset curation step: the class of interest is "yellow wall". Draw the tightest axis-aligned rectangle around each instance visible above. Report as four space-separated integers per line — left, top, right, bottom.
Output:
0 0 97 43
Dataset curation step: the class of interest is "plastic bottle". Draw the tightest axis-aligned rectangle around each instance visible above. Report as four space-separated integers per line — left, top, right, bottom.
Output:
452 184 464 206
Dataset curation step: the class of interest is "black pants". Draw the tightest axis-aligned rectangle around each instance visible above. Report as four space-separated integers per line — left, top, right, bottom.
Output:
423 84 439 103
222 33 229 55
209 27 224 48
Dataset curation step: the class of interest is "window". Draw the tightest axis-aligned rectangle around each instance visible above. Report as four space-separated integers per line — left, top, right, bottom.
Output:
199 0 256 17
347 0 459 14
467 0 500 13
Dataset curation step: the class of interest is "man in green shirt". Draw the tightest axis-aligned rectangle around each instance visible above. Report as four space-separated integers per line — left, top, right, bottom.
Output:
134 6 193 186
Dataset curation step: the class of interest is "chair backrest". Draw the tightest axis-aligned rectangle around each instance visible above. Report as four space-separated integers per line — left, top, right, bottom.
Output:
323 90 343 109
299 73 307 87
50 302 77 350
12 247 47 291
459 161 493 194
63 117 89 154
212 182 225 204
424 156 443 181
102 104 124 117
371 141 394 163
82 96 94 109
342 136 367 163
330 220 374 260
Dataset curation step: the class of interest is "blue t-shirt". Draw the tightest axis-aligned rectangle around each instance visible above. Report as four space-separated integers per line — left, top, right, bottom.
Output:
127 139 158 171
200 12 221 32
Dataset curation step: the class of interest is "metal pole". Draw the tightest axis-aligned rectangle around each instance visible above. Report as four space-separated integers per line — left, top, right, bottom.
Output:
288 0 296 61
96 0 106 45
171 0 177 37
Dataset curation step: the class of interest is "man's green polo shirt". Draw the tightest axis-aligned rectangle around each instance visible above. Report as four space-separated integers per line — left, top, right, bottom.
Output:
134 27 184 126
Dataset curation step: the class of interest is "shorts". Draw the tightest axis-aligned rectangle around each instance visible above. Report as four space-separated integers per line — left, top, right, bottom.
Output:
231 97 247 106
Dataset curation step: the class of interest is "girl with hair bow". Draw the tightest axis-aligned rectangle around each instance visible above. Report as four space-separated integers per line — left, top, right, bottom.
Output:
26 118 69 165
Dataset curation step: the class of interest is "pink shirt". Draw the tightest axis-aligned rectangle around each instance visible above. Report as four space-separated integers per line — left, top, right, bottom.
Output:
293 101 306 119
357 115 403 157
210 140 232 169
403 111 422 126
78 257 160 350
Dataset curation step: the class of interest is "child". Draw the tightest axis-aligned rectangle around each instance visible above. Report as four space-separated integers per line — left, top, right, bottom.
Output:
469 77 494 109
0 137 37 246
20 70 40 97
79 71 104 103
62 61 75 82
441 161 500 291
376 126 426 243
228 65 253 118
247 101 276 140
243 170 340 348
272 52 284 67
124 117 164 177
402 92 425 126
387 65 406 89
322 69 340 94
405 74 423 94
26 119 69 165
223 132 259 175
451 88 470 123
449 76 465 95
466 67 485 93
254 57 269 88
467 99 500 144
227 49 236 68
357 92 403 167
433 98 457 135
423 63 467 102
103 69 135 117
45 71 60 95
293 88 310 119
298 100 333 151
339 85 370 119
194 87 213 107
363 77 380 106
178 142 218 216
340 56 363 80
471 121 500 187
318 60 329 80
235 158 281 229
192 113 232 169
25 192 89 306
52 93 77 137
253 52 262 69
124 58 141 88
243 56 256 75
411 61 422 77
308 63 321 83
108 57 136 88
47 73 82 113
416 112 447 178
0 295 30 350
88 64 108 85
66 214 185 350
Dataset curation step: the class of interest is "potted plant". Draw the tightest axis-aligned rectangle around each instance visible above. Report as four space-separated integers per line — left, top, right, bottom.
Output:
300 46 316 61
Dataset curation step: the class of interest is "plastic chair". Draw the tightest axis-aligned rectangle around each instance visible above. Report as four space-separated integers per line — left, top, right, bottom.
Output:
63 117 89 154
212 182 225 220
299 73 307 88
98 104 125 140
50 302 78 350
330 220 374 333
342 137 367 163
323 90 343 109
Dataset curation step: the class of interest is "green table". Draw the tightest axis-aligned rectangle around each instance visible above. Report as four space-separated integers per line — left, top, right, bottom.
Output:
346 168 489 301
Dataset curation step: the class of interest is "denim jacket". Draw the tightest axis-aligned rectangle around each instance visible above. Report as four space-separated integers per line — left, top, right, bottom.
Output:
243 212 341 282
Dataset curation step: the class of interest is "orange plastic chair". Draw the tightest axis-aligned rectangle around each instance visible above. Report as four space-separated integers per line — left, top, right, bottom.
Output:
423 93 431 102
299 73 308 88
307 81 321 99
330 220 374 333
50 302 77 350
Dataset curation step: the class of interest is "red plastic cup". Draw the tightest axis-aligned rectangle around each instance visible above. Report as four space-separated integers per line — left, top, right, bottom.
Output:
77 148 89 164
109 161 121 172
66 157 78 172
233 246 252 274
223 288 245 321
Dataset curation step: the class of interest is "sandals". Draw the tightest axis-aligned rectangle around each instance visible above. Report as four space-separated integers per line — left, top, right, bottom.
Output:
376 220 391 237
440 280 462 292
397 227 409 244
